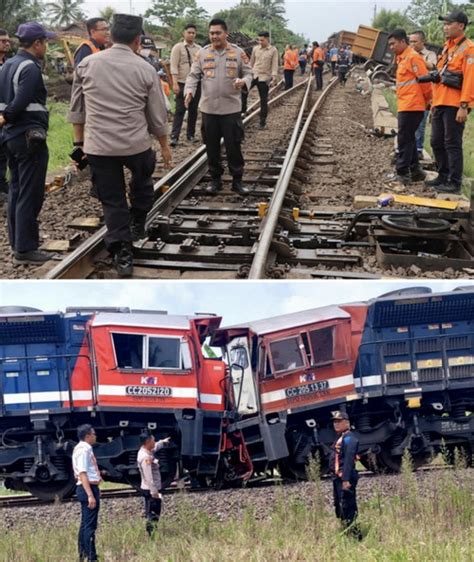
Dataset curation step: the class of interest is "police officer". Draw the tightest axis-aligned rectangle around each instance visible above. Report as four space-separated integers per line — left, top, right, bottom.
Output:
241 31 279 129
0 22 56 265
330 411 362 540
170 24 201 147
68 14 171 278
0 28 10 204
409 30 437 159
137 431 171 537
74 18 109 66
184 18 253 195
388 29 431 185
427 11 474 194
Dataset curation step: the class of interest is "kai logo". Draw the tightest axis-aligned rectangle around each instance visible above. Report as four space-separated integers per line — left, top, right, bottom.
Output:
299 373 316 383
141 376 158 385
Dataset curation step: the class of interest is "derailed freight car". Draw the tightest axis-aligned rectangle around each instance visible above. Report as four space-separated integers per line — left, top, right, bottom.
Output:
0 307 238 499
213 286 474 479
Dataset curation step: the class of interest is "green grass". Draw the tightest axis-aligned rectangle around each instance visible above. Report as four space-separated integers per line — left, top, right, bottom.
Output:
47 101 73 174
1 464 472 561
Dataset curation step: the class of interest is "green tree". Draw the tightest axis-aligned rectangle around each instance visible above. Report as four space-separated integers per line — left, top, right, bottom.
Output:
0 0 44 31
46 0 85 27
98 6 116 25
145 0 208 28
372 8 415 32
405 0 473 42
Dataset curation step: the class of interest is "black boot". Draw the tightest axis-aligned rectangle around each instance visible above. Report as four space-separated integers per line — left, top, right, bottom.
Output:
231 178 249 196
435 182 461 194
206 178 223 195
425 174 448 188
410 167 427 182
130 219 146 241
113 243 133 277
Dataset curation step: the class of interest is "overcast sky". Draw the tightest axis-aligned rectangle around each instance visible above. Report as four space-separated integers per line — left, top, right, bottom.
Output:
1 280 471 326
82 1 412 42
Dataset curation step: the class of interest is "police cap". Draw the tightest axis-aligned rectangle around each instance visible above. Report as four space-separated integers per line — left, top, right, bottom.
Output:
331 410 349 421
438 11 469 26
112 14 143 35
140 35 157 50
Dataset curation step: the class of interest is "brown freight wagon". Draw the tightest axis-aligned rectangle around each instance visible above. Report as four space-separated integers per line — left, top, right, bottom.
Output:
352 24 393 66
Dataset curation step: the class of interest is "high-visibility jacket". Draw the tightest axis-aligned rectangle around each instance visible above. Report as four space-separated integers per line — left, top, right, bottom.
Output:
74 40 101 59
432 35 474 109
312 47 324 66
160 78 170 98
283 49 298 70
331 430 359 481
395 46 432 111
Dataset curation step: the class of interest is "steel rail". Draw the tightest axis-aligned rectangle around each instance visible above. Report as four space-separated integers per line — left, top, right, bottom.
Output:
248 76 338 279
44 78 307 279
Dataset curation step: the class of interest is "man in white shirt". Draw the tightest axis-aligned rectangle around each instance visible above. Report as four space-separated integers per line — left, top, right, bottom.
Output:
73 424 101 562
137 431 171 537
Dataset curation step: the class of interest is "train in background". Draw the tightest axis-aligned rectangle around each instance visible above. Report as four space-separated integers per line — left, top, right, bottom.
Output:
0 286 473 500
212 286 474 478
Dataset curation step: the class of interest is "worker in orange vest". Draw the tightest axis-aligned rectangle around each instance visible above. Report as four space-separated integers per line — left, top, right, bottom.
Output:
312 41 325 90
283 44 298 90
74 18 109 66
387 29 432 185
330 411 362 540
426 11 474 194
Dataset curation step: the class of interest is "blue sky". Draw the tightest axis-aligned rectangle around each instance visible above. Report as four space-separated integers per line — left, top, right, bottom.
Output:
1 280 471 326
82 1 412 42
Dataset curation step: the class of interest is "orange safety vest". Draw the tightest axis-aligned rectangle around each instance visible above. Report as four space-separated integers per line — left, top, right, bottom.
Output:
312 47 324 66
160 78 170 98
432 35 474 109
395 46 432 112
283 49 298 70
334 433 344 477
73 40 101 63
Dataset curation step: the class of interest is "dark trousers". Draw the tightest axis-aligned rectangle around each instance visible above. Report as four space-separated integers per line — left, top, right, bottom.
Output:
77 485 100 561
0 144 8 193
6 134 48 253
241 78 269 124
396 111 424 176
283 69 294 90
201 112 244 180
87 148 156 250
141 489 162 537
331 61 337 75
431 105 465 187
299 60 307 74
314 66 323 90
171 82 201 141
333 477 358 525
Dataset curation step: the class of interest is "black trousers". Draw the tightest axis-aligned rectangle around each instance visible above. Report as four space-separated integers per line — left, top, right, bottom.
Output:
333 477 358 525
6 134 48 253
283 69 294 90
241 78 269 124
87 148 156 250
396 111 424 176
201 112 245 180
331 61 337 75
314 66 323 90
0 144 8 193
171 82 201 141
431 105 465 187
141 489 162 537
299 60 307 74
77 485 100 561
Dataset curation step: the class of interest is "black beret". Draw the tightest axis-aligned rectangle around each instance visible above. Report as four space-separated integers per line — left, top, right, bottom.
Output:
112 14 143 34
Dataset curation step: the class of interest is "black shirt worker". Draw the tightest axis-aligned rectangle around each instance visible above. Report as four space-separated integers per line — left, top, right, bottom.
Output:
73 18 109 66
0 28 11 202
0 21 56 265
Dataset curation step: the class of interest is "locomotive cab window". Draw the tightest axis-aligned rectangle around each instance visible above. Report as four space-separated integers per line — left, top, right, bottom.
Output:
148 337 187 369
230 346 249 370
112 333 144 369
269 336 305 375
309 326 334 366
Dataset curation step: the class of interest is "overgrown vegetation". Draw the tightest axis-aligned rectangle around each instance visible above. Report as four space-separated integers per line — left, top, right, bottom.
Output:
0 461 472 561
47 101 73 173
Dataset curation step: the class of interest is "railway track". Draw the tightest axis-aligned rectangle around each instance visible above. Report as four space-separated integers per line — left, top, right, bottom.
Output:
0 463 457 509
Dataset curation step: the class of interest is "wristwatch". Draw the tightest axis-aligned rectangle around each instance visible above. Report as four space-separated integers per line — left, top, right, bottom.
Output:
460 102 468 109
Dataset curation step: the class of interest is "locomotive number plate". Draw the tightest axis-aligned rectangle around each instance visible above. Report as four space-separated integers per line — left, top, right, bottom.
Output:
285 380 329 398
125 385 172 397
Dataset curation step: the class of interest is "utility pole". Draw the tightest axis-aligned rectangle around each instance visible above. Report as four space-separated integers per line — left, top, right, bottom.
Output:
373 2 377 21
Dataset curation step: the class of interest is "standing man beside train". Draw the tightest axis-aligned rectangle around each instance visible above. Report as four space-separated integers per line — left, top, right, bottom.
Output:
388 28 431 185
241 31 279 129
330 411 362 540
427 11 474 194
73 424 102 562
184 18 253 196
312 41 325 90
169 24 201 147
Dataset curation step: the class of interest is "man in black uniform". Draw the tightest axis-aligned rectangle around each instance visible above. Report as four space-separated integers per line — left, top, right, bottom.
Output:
73 18 109 66
0 22 56 265
0 28 10 205
330 410 362 539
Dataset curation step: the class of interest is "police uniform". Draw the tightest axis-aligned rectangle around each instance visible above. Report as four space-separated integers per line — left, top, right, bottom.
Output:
0 22 55 263
330 411 361 536
430 12 474 192
137 440 166 537
184 42 253 194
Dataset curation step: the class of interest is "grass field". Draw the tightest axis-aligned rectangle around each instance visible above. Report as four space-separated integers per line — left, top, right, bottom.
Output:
1 460 472 562
47 101 73 173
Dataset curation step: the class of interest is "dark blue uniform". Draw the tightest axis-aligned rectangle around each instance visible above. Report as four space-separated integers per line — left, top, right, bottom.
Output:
331 430 360 529
0 49 49 253
0 56 8 198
